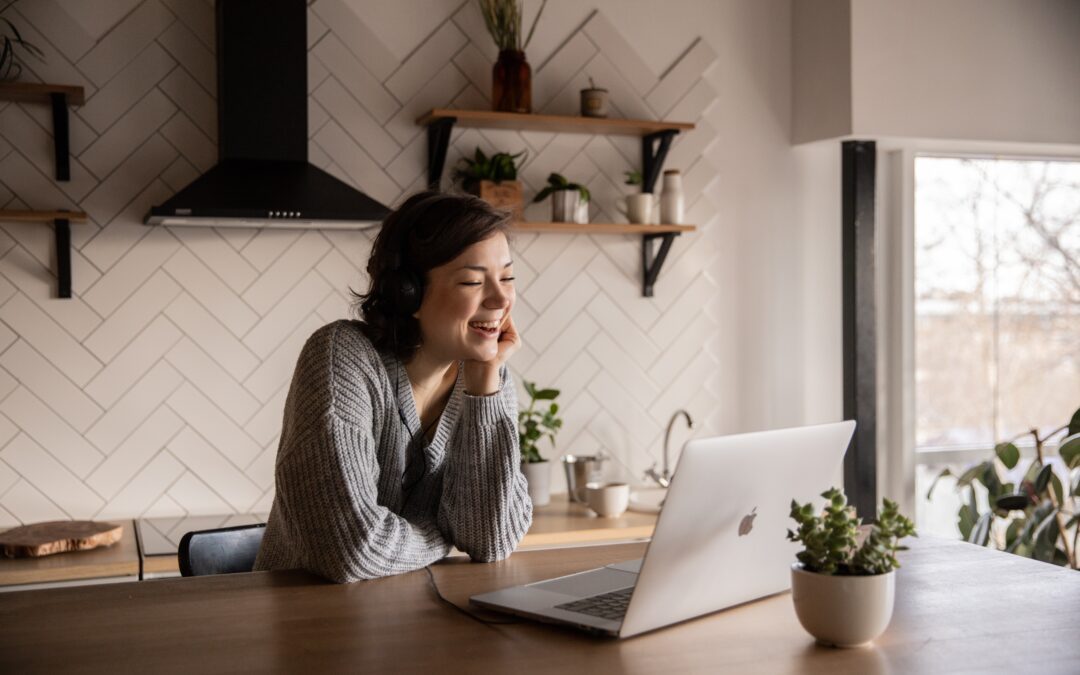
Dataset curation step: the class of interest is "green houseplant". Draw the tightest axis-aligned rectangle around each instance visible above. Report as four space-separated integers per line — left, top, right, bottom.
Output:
518 380 562 506
532 172 590 224
478 0 548 113
928 405 1080 569
453 147 527 220
787 488 916 647
1 16 44 82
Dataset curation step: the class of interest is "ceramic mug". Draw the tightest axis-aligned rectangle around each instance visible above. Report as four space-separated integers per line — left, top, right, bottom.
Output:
585 482 630 518
617 193 657 224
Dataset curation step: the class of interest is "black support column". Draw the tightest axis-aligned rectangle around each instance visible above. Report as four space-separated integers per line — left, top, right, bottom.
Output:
841 140 877 520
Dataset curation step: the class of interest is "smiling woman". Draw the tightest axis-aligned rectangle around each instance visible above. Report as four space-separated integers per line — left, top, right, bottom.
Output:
253 191 533 583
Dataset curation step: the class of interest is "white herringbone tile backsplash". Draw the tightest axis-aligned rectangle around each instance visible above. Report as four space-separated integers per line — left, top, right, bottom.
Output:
0 0 721 525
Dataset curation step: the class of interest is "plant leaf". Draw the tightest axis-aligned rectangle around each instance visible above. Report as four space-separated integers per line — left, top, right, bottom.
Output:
1033 463 1053 494
956 462 988 488
1058 432 1080 469
995 442 1020 469
1068 406 1080 437
967 511 992 546
926 467 953 499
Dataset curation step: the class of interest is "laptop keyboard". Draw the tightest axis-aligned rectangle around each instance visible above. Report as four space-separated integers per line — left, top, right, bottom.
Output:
554 586 633 621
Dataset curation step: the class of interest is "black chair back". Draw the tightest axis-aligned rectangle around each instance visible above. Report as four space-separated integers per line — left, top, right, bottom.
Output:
178 523 266 577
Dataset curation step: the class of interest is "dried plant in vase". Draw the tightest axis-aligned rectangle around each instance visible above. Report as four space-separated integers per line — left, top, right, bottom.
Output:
477 0 547 113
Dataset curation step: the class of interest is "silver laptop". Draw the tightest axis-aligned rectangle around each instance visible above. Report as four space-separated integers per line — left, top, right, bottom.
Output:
471 421 855 638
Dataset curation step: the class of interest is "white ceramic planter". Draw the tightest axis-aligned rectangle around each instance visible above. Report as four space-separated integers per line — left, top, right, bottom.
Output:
790 564 896 647
521 460 550 507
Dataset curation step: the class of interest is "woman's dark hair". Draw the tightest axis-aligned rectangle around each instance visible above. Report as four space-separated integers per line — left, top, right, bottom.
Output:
353 190 512 362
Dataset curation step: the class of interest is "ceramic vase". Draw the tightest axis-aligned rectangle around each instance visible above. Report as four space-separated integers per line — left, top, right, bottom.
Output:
492 50 531 113
790 564 896 647
521 460 550 506
660 169 684 224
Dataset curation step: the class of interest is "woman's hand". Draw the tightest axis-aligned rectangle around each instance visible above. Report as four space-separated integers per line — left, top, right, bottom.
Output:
464 315 520 395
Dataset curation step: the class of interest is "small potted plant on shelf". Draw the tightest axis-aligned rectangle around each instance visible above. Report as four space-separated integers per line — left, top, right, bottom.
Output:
518 380 562 506
580 75 608 118
453 147 527 220
532 172 589 224
787 488 917 648
1 17 45 81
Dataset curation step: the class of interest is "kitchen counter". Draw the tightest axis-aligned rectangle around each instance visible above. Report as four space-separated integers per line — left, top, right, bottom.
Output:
0 520 139 591
0 494 657 586
138 494 656 577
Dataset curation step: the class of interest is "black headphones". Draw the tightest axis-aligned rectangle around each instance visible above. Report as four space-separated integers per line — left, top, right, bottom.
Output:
379 256 423 317
377 224 431 494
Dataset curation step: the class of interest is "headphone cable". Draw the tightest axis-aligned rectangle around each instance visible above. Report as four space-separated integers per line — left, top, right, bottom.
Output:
423 565 521 626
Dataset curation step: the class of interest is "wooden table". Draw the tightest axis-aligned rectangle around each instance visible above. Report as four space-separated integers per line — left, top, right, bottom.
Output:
2 536 1077 673
0 521 138 590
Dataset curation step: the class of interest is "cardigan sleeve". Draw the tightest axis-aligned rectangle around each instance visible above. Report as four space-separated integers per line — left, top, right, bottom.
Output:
438 367 533 561
266 413 451 583
254 321 450 582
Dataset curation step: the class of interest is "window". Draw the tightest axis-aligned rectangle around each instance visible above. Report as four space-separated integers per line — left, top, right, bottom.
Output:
913 156 1080 536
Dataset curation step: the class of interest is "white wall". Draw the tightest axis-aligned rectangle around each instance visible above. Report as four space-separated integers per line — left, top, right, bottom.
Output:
0 0 801 524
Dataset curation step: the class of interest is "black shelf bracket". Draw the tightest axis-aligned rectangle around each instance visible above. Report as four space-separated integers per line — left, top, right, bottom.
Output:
50 92 72 181
641 129 679 194
55 216 72 298
639 128 681 296
642 232 679 297
426 117 456 190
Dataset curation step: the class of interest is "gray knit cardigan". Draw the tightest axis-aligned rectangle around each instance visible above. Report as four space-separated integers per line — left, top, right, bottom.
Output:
253 320 533 582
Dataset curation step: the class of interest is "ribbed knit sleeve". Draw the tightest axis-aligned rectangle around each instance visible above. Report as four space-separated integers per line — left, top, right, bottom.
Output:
438 368 533 562
263 416 451 582
254 321 452 582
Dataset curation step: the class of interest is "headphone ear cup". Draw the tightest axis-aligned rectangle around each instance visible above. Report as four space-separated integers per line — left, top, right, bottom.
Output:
395 269 422 315
382 268 422 316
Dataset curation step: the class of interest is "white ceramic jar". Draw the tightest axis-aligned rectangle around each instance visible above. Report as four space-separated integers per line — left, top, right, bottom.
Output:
659 169 684 224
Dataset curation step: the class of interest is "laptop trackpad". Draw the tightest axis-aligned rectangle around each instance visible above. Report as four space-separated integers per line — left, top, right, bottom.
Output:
530 567 638 597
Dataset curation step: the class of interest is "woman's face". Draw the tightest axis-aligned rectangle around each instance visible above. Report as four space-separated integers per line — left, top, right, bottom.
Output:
414 232 515 363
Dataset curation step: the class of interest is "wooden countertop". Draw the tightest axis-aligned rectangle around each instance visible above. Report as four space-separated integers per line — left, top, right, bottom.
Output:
0 496 657 584
141 494 658 576
0 520 138 587
2 537 1077 672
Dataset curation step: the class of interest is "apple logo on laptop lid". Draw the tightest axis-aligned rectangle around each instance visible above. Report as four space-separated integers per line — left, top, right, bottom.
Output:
738 507 757 536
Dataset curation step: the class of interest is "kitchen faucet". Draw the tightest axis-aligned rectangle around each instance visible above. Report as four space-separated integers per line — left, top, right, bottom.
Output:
644 409 694 488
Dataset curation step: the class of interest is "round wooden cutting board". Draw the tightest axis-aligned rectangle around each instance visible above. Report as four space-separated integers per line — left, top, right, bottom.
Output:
0 520 123 558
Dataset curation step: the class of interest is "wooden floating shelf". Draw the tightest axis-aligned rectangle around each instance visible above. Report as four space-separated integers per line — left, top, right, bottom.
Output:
513 222 695 234
0 209 88 223
417 109 697 296
0 210 87 299
0 82 85 181
0 82 86 105
417 109 694 136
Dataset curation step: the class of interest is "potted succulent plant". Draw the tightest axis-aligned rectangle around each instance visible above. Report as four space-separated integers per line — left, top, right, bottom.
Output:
787 488 917 648
453 147 527 220
532 172 590 224
518 380 562 506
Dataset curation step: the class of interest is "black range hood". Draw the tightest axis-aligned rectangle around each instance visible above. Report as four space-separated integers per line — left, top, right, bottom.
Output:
146 0 390 229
